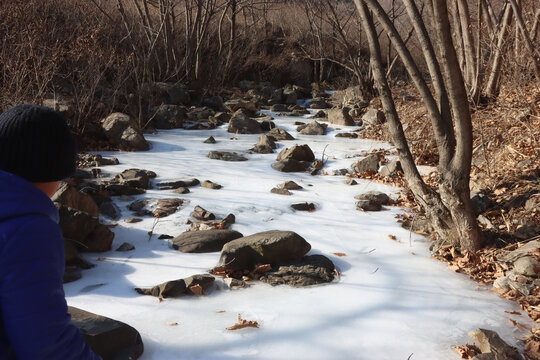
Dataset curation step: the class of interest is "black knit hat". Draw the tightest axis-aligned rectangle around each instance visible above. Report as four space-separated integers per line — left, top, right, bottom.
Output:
0 104 77 182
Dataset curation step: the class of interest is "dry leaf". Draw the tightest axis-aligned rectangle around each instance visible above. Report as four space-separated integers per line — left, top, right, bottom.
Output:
333 252 347 257
505 310 521 315
453 344 480 359
189 284 204 296
253 264 272 273
226 314 259 330
508 318 531 331
168 322 178 326
388 234 397 241
216 310 226 313
158 297 163 303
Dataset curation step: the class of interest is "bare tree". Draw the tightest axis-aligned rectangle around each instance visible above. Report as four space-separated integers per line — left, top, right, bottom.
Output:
353 0 483 250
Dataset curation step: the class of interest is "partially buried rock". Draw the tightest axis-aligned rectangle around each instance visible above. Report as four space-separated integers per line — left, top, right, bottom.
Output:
224 278 249 290
279 181 302 190
277 144 315 162
356 200 381 212
101 112 149 151
173 187 190 194
352 153 380 173
208 151 248 162
354 191 390 205
227 111 262 134
468 328 520 360
154 198 184 218
116 242 135 252
298 121 326 136
52 182 99 217
259 255 335 287
201 180 222 189
257 134 276 149
128 199 152 216
191 205 215 221
271 188 291 195
204 136 216 144
291 202 315 211
114 169 152 189
135 274 215 298
335 132 358 139
344 179 357 185
69 306 144 360
172 229 244 253
267 128 295 141
218 230 311 271
272 159 309 173
157 178 199 190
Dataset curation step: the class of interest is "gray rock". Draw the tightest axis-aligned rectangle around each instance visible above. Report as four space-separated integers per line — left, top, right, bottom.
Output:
157 178 199 190
191 205 215 221
356 200 382 211
227 112 263 134
291 202 315 211
101 113 149 151
514 256 540 277
173 187 190 194
327 107 355 126
135 274 215 298
99 201 121 220
114 169 152 189
69 306 144 360
379 159 403 176
298 121 326 136
361 108 386 125
149 104 186 129
258 134 276 149
172 229 244 253
335 132 358 138
116 242 135 251
493 275 531 296
498 240 540 263
267 128 295 141
272 159 309 173
201 180 222 189
309 98 328 109
251 145 275 154
259 255 335 287
224 99 257 113
154 198 184 218
128 200 150 215
352 153 380 173
271 188 292 195
224 278 249 290
525 197 539 211
279 181 303 190
344 179 357 185
204 136 216 144
208 151 248 162
271 104 289 112
333 168 349 176
354 191 390 205
218 230 311 271
468 329 520 360
277 144 315 162
52 182 99 217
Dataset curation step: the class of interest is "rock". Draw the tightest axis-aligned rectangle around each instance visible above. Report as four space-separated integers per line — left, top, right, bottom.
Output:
499 240 540 263
85 225 115 252
204 136 216 144
344 179 357 185
312 110 326 118
356 200 382 212
157 178 200 190
149 104 186 129
468 329 520 360
258 134 276 149
294 121 305 126
272 159 309 173
259 255 335 287
202 95 224 111
277 144 315 162
477 215 495 229
333 168 349 176
128 200 151 215
280 181 303 190
154 198 184 218
283 88 297 104
471 190 491 215
99 201 121 220
116 242 135 251
105 184 146 196
52 182 99 217
57 205 114 252
218 230 311 271
309 98 328 109
101 113 149 151
271 188 292 195
251 145 274 154
187 106 214 121
125 218 143 223
227 111 263 134
135 274 215 298
224 99 257 113
335 132 358 138
201 180 222 189
212 112 232 125
355 191 390 205
340 85 369 109
291 202 315 211
271 104 289 112
172 229 244 253
208 151 248 162
192 205 215 221
312 160 324 170
69 306 144 360
77 154 120 168
493 275 531 296
114 169 152 189
327 108 355 126
298 121 326 135
173 187 190 194
352 153 380 173
158 234 174 240
224 278 249 289
348 108 362 118
260 119 276 131
525 197 540 211
267 128 295 141
292 109 309 116
361 108 386 125
514 256 540 277
144 82 190 105
379 159 403 176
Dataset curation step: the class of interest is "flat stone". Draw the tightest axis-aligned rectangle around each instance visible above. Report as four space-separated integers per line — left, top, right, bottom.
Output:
279 181 303 190
172 229 244 253
356 200 382 211
335 132 358 138
116 242 135 251
158 178 199 190
191 205 215 221
259 255 335 287
105 184 146 196
354 191 390 205
114 169 152 189
135 274 215 298
208 151 248 162
271 188 292 195
154 198 184 218
272 159 309 173
291 202 316 211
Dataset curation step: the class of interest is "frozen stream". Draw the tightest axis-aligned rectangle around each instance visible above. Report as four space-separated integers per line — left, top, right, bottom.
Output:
65 111 533 359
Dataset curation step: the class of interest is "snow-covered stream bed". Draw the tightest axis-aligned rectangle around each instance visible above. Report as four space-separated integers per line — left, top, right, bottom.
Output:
65 111 534 359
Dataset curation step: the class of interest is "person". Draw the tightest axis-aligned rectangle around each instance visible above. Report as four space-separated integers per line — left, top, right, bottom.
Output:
0 104 100 359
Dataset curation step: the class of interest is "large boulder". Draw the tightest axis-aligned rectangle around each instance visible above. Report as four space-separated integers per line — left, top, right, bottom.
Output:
298 121 326 135
224 99 257 113
52 183 99 218
267 128 295 141
227 111 263 134
259 255 335 287
114 169 152 189
327 108 355 126
149 104 186 129
272 159 309 172
69 306 144 360
352 153 380 173
218 230 311 271
172 229 244 253
101 113 149 151
257 134 276 149
277 144 315 162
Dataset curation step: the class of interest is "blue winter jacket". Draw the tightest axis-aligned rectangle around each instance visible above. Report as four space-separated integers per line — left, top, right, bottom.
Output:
0 170 100 359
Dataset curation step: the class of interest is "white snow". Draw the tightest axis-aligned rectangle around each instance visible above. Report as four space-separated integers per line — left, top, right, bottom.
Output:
65 112 533 360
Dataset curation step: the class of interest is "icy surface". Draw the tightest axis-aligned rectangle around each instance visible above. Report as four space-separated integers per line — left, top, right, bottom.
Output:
65 112 533 360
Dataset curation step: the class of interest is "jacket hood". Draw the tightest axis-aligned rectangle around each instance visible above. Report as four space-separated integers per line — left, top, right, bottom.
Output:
0 169 59 223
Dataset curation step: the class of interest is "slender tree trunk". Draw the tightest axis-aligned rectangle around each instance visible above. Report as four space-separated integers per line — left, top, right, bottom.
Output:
485 4 513 99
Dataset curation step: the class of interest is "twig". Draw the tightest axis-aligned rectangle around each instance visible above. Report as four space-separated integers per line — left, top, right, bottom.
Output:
148 218 160 241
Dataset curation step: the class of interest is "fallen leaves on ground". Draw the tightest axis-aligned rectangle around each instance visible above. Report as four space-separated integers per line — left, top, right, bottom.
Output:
226 314 259 330
189 284 204 296
453 344 480 359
